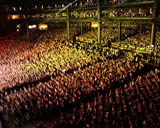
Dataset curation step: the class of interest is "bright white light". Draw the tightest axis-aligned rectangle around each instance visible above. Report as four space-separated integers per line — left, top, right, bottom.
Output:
28 25 37 29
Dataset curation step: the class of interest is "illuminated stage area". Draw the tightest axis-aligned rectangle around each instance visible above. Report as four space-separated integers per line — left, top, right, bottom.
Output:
0 0 160 128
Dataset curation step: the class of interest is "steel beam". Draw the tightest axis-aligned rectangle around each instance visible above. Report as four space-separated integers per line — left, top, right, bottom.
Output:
118 22 121 41
66 0 70 40
97 0 101 44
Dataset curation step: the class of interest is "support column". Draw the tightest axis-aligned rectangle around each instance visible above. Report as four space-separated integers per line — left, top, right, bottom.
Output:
80 22 83 35
118 22 121 41
150 0 158 62
151 23 156 45
66 0 70 40
97 0 101 43
151 0 158 46
26 15 30 42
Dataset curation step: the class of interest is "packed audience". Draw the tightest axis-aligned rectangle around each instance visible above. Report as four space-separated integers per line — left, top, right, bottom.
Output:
29 7 154 20
104 8 153 18
76 28 136 44
9 0 153 12
0 26 159 128
71 10 97 18
112 31 160 55
0 57 159 127
0 56 151 126
0 29 94 91
33 69 160 128
74 26 160 63
0 40 14 55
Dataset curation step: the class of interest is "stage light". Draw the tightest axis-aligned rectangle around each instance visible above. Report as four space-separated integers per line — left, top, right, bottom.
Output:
91 22 98 28
38 24 48 30
16 24 21 32
11 15 20 20
28 25 37 29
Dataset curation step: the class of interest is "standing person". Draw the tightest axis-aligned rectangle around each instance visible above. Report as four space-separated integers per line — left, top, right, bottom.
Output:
73 33 76 43
0 112 7 128
0 120 2 128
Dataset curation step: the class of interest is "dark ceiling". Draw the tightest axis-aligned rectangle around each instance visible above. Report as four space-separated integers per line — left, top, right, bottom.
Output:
0 0 96 8
0 0 144 9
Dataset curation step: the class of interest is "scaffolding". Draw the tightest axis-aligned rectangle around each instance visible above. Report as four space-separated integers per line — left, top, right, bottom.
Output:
9 0 160 59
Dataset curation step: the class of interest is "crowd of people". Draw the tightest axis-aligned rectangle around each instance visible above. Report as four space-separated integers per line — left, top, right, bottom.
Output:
71 10 97 18
0 40 14 55
0 56 159 127
0 26 159 128
1 27 159 93
104 8 153 18
74 26 160 63
1 52 159 127
9 0 154 12
33 68 160 128
112 31 160 56
0 29 95 91
76 28 136 44
8 0 157 22
29 7 154 20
